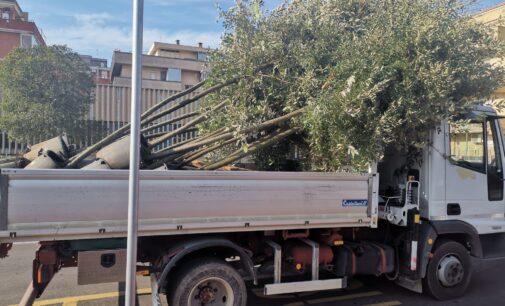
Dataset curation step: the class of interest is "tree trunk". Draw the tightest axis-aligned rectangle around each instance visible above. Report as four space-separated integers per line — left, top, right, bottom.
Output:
153 136 197 152
141 111 199 134
148 108 304 161
147 100 228 148
140 63 273 125
204 128 299 170
178 138 238 165
141 79 238 125
144 127 198 140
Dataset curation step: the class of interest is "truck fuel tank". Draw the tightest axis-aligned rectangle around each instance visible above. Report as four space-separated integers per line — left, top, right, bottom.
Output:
332 241 394 277
284 240 333 268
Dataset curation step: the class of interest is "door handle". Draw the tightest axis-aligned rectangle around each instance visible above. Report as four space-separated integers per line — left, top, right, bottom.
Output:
447 203 461 216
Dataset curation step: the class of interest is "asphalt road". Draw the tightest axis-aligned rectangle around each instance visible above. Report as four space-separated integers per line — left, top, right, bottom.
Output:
1 243 505 306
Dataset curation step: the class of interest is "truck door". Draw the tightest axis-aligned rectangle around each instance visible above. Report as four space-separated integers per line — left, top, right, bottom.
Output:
444 118 505 233
486 119 504 202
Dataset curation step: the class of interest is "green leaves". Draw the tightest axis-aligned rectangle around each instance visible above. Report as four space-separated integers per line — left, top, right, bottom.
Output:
201 0 505 171
0 45 93 143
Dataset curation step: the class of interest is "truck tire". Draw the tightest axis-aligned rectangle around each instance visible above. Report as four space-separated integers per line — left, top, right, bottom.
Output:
423 240 472 300
167 257 247 306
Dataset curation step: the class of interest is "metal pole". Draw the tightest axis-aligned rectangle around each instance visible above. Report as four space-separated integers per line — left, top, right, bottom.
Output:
125 0 143 305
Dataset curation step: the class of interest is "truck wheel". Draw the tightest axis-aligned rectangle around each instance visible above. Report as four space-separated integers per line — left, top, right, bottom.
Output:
423 240 472 300
167 257 247 306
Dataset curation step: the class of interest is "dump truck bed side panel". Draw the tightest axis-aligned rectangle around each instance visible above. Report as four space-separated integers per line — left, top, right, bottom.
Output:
0 169 377 242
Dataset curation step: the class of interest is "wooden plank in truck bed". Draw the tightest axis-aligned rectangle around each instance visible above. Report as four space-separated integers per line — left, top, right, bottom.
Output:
0 169 378 242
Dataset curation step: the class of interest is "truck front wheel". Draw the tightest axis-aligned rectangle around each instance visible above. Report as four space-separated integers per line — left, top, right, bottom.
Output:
167 257 247 306
423 240 472 300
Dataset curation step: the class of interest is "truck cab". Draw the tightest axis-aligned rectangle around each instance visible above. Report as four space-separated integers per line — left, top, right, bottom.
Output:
426 105 505 233
380 105 505 230
378 104 505 299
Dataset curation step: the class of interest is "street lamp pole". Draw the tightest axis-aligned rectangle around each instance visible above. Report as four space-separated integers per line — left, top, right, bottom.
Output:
125 0 144 305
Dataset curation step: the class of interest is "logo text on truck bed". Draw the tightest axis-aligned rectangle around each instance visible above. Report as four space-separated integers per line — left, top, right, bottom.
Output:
342 199 368 207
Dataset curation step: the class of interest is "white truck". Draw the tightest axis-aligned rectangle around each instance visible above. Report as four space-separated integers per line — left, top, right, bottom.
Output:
1 105 505 306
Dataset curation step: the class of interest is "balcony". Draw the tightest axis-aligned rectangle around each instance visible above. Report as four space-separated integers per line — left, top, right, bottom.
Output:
0 18 45 45
112 77 183 91
111 51 205 77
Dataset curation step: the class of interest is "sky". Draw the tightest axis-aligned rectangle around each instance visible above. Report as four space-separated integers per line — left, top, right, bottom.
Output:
16 0 505 62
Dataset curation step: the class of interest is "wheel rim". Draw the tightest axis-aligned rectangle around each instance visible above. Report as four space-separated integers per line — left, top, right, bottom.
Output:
188 277 234 306
437 254 465 287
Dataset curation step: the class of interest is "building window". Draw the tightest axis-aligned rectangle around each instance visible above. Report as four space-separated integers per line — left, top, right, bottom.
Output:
197 52 207 61
167 68 182 82
160 50 180 58
100 70 108 79
20 34 33 49
1 9 10 20
149 72 157 80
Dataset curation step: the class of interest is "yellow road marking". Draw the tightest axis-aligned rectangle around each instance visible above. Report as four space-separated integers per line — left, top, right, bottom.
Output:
306 291 383 304
10 285 385 306
364 300 402 306
8 288 151 306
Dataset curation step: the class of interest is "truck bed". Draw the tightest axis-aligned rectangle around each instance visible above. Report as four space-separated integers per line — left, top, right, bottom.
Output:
0 169 378 242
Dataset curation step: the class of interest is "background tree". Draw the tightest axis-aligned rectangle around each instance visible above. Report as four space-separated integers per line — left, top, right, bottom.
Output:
0 45 93 143
200 0 505 171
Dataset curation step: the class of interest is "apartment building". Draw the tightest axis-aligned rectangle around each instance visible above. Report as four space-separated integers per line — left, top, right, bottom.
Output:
111 40 209 91
80 54 112 85
473 3 505 101
0 0 45 156
85 41 210 152
0 0 45 59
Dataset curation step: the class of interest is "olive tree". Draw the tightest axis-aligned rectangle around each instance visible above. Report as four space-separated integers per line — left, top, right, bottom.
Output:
200 0 505 171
